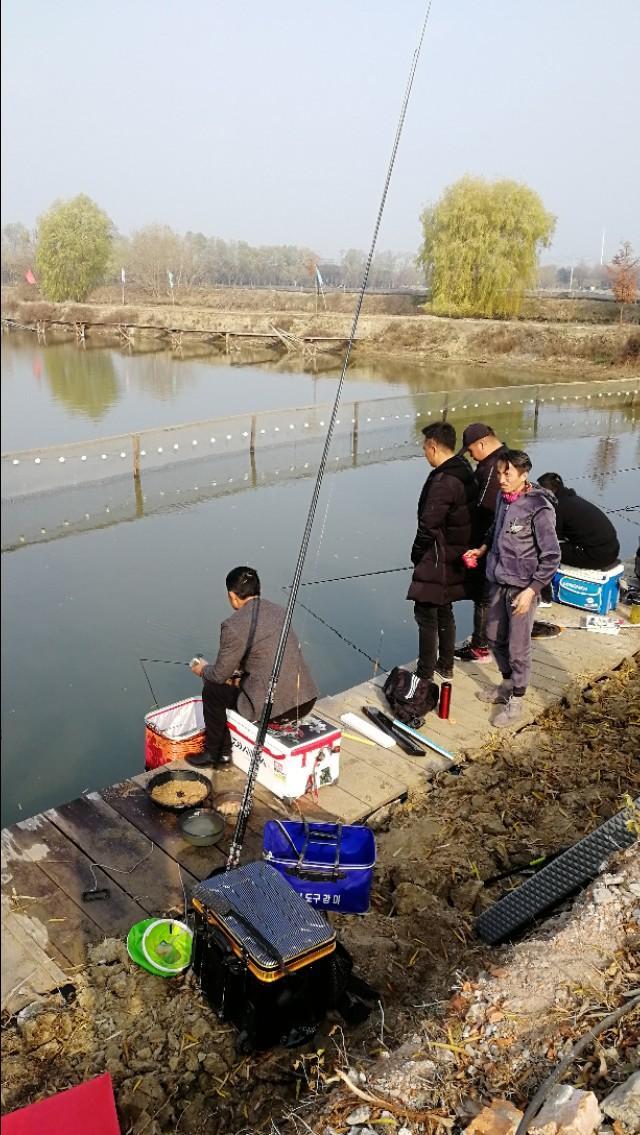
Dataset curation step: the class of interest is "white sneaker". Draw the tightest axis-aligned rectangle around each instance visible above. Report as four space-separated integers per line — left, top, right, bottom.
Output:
477 681 513 705
538 599 553 609
493 697 524 728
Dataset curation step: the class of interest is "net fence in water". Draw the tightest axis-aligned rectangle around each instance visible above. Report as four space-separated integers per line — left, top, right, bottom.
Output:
2 380 637 551
3 379 637 498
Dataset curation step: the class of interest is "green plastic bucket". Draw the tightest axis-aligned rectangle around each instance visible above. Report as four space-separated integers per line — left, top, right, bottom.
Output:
126 918 193 977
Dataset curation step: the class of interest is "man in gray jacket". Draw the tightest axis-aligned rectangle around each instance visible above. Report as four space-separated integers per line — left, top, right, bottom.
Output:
188 566 318 767
465 451 560 727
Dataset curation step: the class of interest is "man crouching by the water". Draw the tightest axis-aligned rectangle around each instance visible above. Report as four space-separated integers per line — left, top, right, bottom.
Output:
464 451 560 728
188 566 318 767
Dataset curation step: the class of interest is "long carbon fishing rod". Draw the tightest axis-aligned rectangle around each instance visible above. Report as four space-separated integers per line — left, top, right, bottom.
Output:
227 3 434 869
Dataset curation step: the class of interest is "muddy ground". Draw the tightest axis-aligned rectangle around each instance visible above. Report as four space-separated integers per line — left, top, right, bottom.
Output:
3 291 638 377
2 656 638 1133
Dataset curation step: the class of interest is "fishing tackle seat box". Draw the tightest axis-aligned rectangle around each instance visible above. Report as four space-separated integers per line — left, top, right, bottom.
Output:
263 819 376 914
225 710 341 799
191 861 339 1052
551 562 624 615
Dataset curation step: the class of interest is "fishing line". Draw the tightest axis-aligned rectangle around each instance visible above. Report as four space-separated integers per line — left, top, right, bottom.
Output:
139 657 190 708
297 470 337 649
299 566 413 587
296 598 389 670
227 2 434 870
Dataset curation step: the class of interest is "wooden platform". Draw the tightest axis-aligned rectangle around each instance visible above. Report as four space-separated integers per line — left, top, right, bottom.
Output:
2 598 638 1015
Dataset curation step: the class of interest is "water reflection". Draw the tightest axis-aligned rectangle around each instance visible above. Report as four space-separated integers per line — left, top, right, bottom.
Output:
44 344 120 421
129 353 196 401
6 330 617 452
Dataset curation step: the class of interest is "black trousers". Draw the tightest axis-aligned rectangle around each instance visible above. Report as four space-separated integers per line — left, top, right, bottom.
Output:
468 564 489 649
201 681 316 757
472 592 489 648
414 601 455 680
560 541 620 570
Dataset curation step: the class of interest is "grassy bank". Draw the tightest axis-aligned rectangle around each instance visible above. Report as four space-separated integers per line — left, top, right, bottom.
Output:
2 290 639 376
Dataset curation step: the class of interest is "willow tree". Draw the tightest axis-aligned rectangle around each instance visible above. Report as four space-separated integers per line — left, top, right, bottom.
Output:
419 177 555 318
35 195 113 302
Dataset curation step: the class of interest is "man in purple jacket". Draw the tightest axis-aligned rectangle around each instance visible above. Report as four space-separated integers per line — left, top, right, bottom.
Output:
465 450 560 728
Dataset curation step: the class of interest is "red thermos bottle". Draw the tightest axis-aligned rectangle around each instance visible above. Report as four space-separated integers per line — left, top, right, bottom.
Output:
438 681 452 719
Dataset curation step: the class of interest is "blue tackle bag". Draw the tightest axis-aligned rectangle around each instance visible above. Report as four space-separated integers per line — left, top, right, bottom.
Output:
262 820 376 914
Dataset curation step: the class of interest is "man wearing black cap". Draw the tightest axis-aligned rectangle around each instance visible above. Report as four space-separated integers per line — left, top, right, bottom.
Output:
454 423 508 664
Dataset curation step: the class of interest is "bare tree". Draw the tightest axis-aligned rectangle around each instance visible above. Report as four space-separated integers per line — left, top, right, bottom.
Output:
128 225 182 298
1 222 36 284
607 241 639 323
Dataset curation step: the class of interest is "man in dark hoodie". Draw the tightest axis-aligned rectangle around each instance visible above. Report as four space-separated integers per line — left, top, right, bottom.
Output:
454 423 508 663
537 473 620 569
465 451 560 728
407 422 478 684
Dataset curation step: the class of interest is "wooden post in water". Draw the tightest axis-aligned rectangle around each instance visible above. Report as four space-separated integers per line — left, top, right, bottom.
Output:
533 388 540 438
351 402 359 466
134 472 144 519
132 435 141 482
249 414 257 484
442 393 449 422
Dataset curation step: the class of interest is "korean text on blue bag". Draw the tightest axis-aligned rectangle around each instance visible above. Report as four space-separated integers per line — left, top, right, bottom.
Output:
263 820 376 914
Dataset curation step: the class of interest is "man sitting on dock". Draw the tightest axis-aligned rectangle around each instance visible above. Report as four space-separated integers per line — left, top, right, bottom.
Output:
188 566 318 768
537 473 620 571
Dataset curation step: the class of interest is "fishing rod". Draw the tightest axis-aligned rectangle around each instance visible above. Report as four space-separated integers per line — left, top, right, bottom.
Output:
380 711 454 760
226 3 434 870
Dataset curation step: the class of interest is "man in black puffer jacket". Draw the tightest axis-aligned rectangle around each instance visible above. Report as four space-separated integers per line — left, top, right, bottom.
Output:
407 422 478 682
538 473 620 569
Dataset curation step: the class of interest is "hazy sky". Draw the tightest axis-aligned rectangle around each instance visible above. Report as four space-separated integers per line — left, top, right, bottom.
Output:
2 1 638 265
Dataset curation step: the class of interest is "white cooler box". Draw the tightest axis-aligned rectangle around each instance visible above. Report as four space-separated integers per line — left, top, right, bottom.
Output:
226 710 341 800
551 562 624 614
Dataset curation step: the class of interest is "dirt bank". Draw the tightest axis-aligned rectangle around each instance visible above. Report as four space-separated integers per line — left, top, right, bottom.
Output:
3 292 639 377
2 656 638 1133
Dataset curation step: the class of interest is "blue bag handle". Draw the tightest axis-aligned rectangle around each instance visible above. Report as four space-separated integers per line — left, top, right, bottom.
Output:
270 819 344 879
300 821 343 877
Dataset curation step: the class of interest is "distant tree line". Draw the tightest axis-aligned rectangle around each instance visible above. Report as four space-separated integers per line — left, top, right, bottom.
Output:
537 262 613 291
2 189 637 321
0 201 422 298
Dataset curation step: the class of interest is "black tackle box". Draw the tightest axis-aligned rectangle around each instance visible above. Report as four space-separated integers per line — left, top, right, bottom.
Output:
191 861 341 1051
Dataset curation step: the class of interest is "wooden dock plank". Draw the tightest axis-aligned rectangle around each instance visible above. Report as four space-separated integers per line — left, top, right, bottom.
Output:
102 780 227 879
1 916 67 1014
316 702 440 785
8 815 146 934
1 831 99 969
47 793 197 916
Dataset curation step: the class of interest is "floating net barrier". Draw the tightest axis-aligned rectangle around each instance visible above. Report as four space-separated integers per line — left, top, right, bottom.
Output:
1 435 411 551
3 419 638 555
2 380 636 501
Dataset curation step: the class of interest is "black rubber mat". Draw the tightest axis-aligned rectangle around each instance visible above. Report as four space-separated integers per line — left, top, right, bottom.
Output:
475 797 639 945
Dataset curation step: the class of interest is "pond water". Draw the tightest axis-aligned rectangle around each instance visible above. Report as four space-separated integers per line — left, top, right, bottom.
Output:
1 335 638 826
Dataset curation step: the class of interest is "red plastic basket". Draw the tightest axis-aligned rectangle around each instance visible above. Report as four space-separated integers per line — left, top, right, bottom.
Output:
144 696 206 770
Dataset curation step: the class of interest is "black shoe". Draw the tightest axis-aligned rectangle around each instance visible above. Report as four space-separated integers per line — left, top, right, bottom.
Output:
435 660 454 680
453 642 491 664
186 751 216 768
